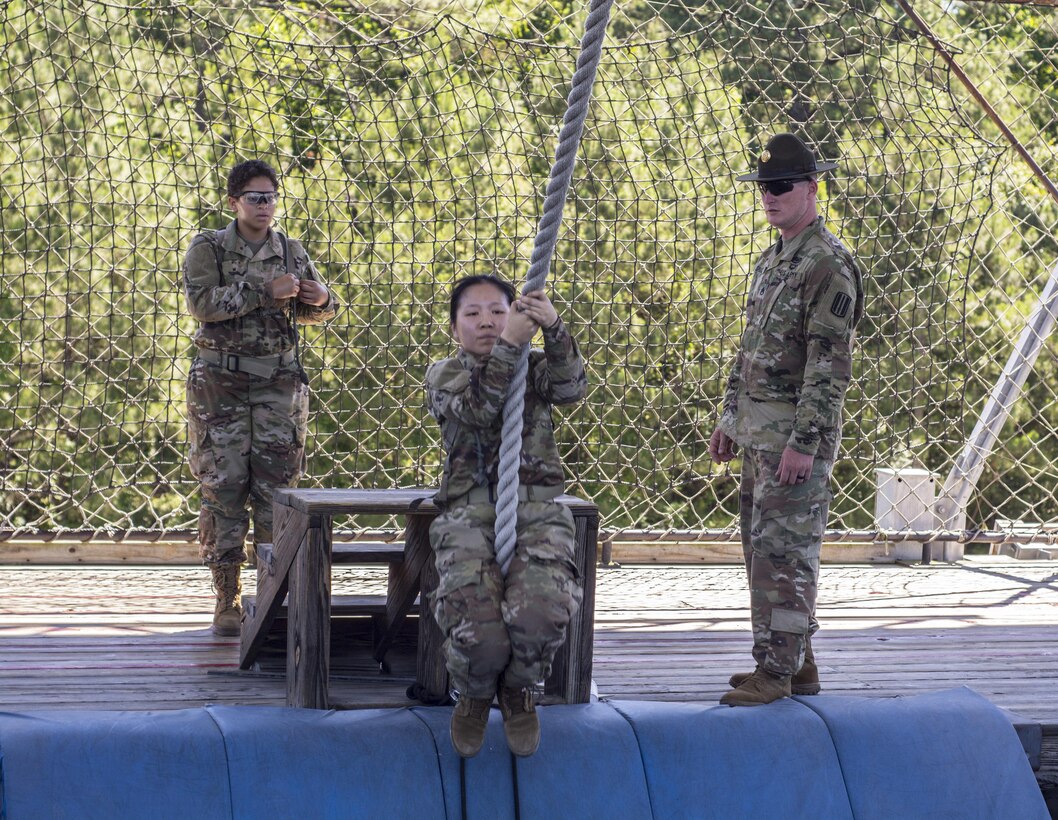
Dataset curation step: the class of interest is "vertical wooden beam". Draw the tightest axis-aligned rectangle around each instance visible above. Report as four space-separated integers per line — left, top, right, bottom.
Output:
546 503 599 703
574 507 599 702
413 514 449 704
372 512 432 663
287 514 331 709
240 503 305 669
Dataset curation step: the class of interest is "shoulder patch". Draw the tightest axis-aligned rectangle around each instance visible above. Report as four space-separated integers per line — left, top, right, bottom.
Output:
830 291 852 319
808 271 858 335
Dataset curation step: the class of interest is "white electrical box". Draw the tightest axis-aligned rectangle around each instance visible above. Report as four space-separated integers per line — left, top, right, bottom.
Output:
875 468 936 560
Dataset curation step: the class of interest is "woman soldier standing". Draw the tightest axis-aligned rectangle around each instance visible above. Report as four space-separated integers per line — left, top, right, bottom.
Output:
184 160 337 635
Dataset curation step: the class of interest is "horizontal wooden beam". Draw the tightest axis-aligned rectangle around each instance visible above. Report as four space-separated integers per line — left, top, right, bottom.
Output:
0 540 977 567
607 541 927 565
0 541 202 565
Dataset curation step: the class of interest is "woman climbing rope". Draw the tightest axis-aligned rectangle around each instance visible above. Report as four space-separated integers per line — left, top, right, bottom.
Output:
425 274 587 758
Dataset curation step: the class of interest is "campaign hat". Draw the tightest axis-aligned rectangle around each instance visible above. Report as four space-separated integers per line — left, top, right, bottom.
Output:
736 133 837 181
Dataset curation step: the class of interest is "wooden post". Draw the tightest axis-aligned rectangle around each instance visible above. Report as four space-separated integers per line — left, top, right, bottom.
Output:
372 512 432 663
287 514 331 708
413 514 449 703
574 507 599 701
546 504 599 703
240 503 305 669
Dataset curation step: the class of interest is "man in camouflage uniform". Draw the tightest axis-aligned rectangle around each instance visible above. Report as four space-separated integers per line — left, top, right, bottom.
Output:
184 160 337 636
710 134 864 706
426 275 587 757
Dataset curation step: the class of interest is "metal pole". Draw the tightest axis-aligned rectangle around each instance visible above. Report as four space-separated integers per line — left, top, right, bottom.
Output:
931 262 1058 558
893 0 1058 207
894 0 1058 560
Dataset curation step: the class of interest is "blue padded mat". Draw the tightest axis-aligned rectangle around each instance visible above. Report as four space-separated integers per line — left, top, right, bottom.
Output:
411 701 653 820
0 709 231 820
796 686 1047 820
613 698 854 820
208 705 445 820
0 688 1047 819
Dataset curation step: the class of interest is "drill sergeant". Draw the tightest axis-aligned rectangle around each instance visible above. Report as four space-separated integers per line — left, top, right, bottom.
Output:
710 134 864 706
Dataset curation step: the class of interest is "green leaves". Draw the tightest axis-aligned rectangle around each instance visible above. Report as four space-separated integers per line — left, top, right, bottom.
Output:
2 0 1057 536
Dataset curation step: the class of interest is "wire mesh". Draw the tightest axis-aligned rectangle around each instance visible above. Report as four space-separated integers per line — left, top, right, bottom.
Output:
1 0 1057 539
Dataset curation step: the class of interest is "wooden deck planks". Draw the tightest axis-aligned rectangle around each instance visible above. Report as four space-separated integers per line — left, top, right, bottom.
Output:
0 558 1055 722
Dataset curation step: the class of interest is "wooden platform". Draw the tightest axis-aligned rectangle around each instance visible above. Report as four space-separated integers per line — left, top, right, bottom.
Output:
242 488 598 708
1 558 1056 807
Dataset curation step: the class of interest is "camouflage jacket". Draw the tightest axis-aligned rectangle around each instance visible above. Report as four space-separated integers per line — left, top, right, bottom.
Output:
426 318 587 503
719 217 864 460
183 221 337 356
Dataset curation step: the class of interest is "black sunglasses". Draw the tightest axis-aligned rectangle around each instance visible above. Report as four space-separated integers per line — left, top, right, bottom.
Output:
757 178 809 197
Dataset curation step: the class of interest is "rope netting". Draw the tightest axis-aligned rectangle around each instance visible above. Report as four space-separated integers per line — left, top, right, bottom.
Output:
1 0 1057 540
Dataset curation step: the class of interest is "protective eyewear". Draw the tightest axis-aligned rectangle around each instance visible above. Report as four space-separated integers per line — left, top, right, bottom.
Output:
756 179 808 197
237 191 279 206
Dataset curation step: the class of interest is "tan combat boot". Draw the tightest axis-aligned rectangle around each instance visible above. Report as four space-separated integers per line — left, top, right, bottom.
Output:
498 686 540 757
450 695 493 758
720 669 792 707
728 639 821 696
210 563 242 637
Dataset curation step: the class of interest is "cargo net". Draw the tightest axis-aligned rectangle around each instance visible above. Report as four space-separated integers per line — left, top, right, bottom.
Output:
2 0 1057 540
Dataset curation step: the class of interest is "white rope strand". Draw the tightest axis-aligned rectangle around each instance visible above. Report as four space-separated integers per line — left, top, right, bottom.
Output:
494 0 616 575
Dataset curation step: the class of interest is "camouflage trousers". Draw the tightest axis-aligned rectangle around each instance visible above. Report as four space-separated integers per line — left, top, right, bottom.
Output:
740 447 833 676
428 499 582 699
187 356 309 566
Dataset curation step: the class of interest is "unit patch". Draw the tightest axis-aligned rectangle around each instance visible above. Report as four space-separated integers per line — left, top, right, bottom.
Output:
830 291 852 319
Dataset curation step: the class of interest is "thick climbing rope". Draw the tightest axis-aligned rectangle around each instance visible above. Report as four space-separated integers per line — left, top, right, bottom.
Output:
494 0 615 575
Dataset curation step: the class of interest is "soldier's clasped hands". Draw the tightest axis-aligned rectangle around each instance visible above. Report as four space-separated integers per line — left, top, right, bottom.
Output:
268 273 300 300
267 274 329 307
296 279 329 306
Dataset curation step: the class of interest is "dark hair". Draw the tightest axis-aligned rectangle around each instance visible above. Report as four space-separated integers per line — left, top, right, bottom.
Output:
449 275 516 324
227 160 279 197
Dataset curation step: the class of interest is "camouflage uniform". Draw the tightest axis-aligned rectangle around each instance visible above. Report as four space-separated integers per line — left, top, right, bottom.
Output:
426 319 587 699
719 216 864 676
184 221 337 566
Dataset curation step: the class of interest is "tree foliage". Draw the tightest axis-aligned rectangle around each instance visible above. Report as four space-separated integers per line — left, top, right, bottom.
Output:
1 0 1056 535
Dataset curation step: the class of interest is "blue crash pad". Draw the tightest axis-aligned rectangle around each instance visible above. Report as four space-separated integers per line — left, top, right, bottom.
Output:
0 709 231 819
797 688 1043 820
210 705 446 819
0 687 1046 819
612 698 853 819
412 700 654 819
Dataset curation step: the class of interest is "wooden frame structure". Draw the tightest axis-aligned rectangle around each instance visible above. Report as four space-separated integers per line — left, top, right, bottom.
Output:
239 488 599 708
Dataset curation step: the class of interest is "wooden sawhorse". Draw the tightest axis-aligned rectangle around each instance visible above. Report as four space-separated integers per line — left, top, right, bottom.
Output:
239 488 598 709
